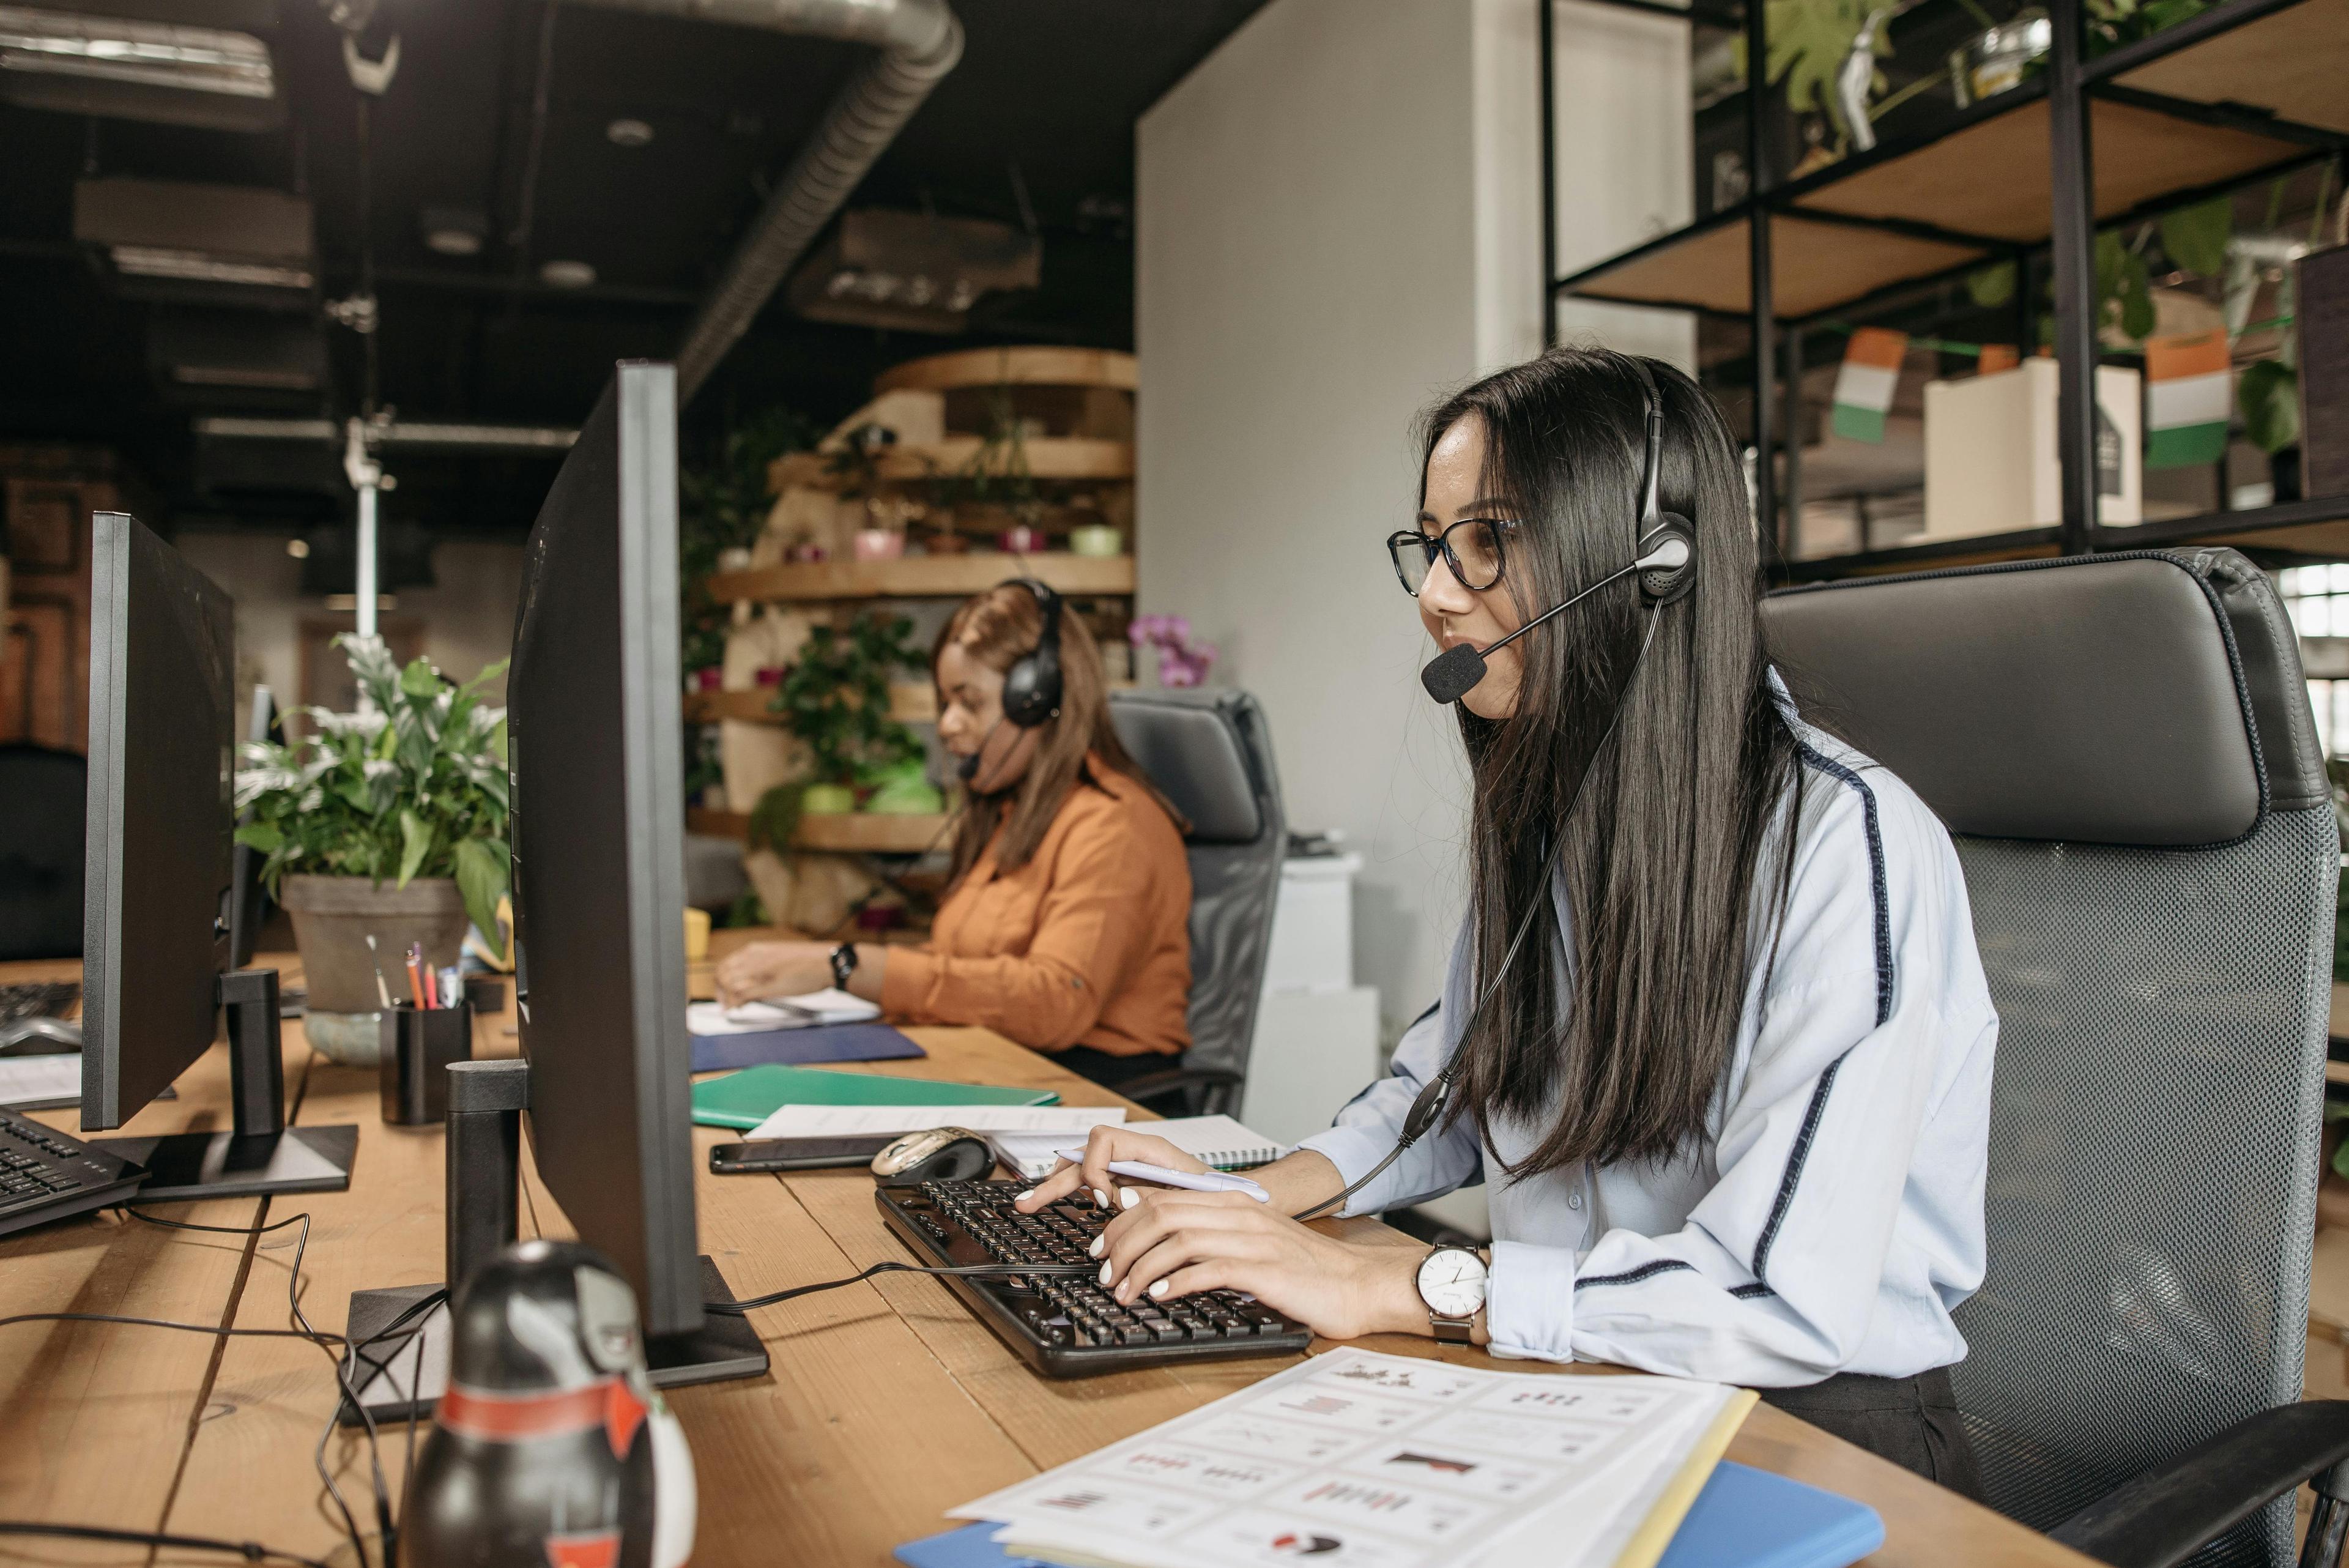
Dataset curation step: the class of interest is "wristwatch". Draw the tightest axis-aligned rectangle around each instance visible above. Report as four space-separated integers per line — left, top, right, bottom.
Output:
829 942 858 991
1416 1244 1488 1344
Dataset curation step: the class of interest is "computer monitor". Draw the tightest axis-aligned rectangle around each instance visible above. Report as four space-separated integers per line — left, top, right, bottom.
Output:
341 363 763 1417
80 511 357 1200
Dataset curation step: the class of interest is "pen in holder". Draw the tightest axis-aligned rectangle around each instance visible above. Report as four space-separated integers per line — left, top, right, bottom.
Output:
380 1001 475 1125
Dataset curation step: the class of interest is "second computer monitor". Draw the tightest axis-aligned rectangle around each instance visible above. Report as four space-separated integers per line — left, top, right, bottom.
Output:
507 360 702 1338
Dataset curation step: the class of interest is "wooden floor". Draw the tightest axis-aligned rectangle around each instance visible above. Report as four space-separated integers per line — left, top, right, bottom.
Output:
0 954 2091 1568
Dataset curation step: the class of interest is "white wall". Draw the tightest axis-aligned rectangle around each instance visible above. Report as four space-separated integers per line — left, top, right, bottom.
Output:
1137 0 1489 1039
1137 0 1693 1048
175 532 523 735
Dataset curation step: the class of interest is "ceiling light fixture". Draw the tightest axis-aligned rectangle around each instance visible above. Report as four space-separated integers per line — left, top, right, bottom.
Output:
606 116 652 147
539 259 596 289
421 206 488 257
0 6 273 98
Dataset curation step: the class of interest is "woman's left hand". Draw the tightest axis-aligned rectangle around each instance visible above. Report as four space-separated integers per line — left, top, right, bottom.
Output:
1093 1188 1425 1340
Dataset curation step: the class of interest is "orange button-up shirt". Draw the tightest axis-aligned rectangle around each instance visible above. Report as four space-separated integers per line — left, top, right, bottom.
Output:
880 759 1192 1059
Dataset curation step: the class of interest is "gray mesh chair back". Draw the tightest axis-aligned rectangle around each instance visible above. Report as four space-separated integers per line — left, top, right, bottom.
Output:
1764 549 2334 1568
0 744 87 960
1108 688 1286 1088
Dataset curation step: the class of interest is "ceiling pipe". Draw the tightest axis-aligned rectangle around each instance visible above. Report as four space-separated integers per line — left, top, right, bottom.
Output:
565 0 964 403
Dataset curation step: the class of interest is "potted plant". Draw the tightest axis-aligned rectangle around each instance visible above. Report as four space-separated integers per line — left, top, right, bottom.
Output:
234 635 511 1065
769 611 933 815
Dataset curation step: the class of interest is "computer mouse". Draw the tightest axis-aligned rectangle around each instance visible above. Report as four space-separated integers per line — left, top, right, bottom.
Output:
871 1126 995 1187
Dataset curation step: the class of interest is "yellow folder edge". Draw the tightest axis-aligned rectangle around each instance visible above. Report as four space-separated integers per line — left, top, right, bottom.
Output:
1611 1387 1761 1568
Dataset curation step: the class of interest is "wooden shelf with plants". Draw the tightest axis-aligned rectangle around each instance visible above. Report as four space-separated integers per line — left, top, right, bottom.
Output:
685 346 1143 912
1547 0 2349 581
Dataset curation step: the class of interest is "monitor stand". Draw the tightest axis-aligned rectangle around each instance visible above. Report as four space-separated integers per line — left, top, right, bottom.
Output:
92 969 358 1202
338 1058 766 1424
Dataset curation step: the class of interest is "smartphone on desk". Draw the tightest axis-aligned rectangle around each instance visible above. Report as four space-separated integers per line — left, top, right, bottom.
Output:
709 1134 899 1174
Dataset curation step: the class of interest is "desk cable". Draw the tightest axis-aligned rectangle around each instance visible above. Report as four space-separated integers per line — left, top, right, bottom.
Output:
0 1205 439 1568
711 1258 1097 1315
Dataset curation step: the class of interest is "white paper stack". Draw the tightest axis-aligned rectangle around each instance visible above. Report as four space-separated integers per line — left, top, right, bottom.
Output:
746 1103 1127 1140
952 1348 1752 1568
686 988 879 1035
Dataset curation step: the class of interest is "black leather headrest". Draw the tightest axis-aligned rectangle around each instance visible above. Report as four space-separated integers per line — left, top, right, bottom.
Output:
1107 689 1267 844
1764 550 2325 847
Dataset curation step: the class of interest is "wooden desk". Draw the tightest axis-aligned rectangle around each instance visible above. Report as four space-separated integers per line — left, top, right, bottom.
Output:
0 955 2088 1568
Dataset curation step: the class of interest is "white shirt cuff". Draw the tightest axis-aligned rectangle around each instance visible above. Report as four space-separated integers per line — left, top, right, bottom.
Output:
1485 1239 1578 1362
1292 1124 1406 1218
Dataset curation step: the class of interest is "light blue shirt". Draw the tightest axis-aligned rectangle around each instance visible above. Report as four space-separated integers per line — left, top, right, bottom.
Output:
1297 720 1997 1386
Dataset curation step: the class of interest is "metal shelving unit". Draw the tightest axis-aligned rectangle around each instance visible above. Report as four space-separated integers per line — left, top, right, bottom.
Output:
1540 0 2349 579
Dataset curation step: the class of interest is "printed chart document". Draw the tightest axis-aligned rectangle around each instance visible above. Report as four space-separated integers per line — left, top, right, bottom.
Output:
748 1103 1126 1139
952 1348 1752 1568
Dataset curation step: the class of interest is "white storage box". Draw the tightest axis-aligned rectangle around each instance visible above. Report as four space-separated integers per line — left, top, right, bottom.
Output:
1260 852 1361 995
1923 358 2142 538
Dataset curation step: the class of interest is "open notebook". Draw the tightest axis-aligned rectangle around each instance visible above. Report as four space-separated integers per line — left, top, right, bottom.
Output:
989 1115 1282 1180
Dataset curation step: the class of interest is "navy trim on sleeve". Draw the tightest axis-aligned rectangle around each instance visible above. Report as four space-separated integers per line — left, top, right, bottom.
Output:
1749 748 1894 1287
1575 1259 1696 1291
1729 1282 1776 1300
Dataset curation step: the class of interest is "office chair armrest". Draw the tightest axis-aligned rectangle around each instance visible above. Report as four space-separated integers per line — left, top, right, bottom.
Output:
2049 1399 2349 1568
1114 1067 1247 1117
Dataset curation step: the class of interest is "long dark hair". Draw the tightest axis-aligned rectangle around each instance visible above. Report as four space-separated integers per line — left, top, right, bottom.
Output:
1424 347 1798 1176
935 585 1184 886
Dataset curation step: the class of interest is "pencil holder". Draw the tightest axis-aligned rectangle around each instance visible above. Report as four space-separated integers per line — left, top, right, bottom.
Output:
380 1001 475 1125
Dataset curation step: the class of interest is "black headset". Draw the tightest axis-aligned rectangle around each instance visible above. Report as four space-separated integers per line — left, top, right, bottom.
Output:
1626 355 1697 608
997 578 1064 727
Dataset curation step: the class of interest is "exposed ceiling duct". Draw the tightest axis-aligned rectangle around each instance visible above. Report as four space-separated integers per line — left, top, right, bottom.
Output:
0 4 282 131
564 0 964 402
195 416 581 453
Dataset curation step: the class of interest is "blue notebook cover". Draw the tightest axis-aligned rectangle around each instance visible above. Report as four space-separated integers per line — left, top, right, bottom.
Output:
688 1021 926 1074
892 1462 1883 1568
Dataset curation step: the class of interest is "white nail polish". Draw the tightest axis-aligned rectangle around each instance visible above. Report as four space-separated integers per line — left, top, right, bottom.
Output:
1120 1187 1140 1210
1099 1260 1113 1285
1093 1187 1110 1209
1088 1236 1105 1258
1148 1279 1170 1298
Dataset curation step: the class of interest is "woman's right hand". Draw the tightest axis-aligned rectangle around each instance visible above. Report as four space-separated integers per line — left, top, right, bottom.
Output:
1013 1123 1210 1213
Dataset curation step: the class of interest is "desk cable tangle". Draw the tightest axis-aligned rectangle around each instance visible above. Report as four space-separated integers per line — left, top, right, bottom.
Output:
0 1205 437 1568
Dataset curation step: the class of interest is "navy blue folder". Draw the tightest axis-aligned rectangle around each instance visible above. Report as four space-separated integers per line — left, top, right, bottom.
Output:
687 1021 926 1074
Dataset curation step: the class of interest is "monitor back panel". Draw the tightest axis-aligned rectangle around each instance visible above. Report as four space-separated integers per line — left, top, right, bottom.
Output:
508 362 700 1336
82 511 235 1130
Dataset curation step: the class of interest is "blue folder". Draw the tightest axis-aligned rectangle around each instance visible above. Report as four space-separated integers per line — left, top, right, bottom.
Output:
892 1462 1883 1568
687 1021 926 1073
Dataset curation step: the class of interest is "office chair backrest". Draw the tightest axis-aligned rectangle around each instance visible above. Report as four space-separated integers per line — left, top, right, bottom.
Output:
1108 688 1286 1086
0 743 88 961
1764 549 2334 1568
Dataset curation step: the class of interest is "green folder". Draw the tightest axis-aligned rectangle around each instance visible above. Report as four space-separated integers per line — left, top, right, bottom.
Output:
689 1063 1060 1129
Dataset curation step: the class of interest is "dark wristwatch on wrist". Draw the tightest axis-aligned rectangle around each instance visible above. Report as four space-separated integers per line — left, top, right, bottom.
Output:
828 942 858 991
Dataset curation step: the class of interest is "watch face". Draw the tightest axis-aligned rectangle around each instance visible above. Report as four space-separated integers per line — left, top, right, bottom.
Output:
1416 1247 1488 1320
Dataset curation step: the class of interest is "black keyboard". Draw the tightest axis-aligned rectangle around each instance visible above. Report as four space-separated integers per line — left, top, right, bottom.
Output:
876 1179 1312 1377
0 1107 146 1238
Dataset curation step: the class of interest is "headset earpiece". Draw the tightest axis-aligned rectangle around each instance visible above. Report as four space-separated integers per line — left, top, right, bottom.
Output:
1628 359 1697 608
997 578 1064 727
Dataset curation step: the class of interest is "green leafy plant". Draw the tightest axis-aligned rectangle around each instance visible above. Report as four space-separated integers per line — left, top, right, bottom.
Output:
2083 0 2206 55
233 636 512 940
771 612 929 790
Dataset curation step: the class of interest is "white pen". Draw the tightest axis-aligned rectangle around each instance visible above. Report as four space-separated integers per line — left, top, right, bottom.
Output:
1053 1152 1271 1203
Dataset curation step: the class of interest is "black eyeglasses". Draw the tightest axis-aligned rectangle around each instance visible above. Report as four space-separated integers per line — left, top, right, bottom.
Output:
1386 518 1515 596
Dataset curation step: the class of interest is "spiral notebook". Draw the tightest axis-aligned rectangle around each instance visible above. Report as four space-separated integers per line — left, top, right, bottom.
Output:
987 1114 1282 1179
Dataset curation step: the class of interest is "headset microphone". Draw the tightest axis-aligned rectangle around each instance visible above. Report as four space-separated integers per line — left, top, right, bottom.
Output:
1419 538 1688 705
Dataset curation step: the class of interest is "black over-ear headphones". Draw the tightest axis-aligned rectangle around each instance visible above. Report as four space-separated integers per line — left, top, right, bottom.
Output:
1625 356 1697 608
997 578 1063 727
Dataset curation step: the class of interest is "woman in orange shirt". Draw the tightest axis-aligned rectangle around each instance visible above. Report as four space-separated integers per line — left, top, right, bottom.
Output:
713 581 1195 1090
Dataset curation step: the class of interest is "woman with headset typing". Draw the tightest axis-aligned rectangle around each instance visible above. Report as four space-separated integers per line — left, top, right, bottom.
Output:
714 581 1197 1092
1017 348 1997 1493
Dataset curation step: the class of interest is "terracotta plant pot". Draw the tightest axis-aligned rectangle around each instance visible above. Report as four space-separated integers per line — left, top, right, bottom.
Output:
279 874 470 1065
